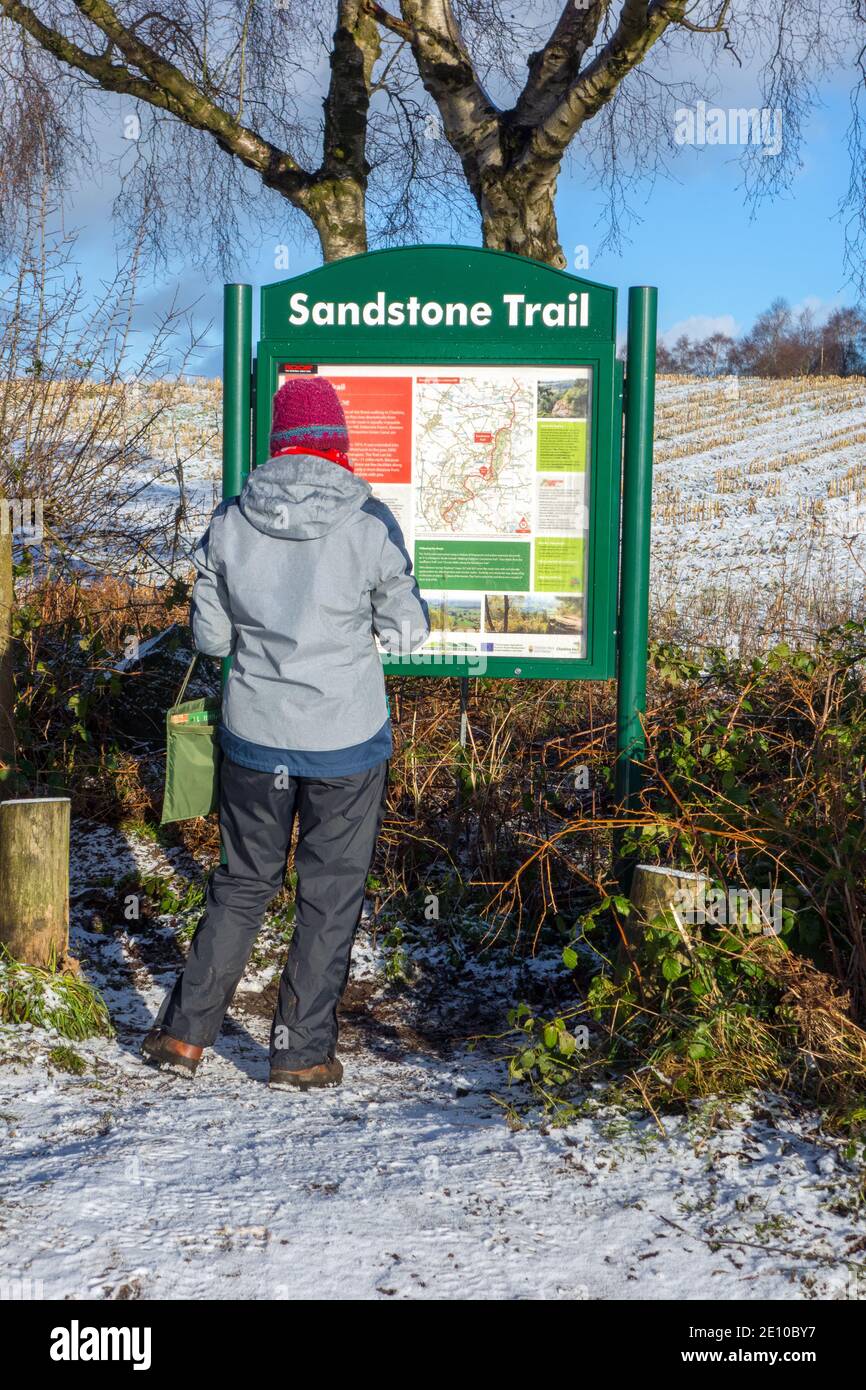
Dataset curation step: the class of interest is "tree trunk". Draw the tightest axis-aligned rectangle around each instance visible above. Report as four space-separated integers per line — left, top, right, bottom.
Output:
614 864 711 977
0 489 14 770
479 166 567 269
307 175 368 262
0 798 71 967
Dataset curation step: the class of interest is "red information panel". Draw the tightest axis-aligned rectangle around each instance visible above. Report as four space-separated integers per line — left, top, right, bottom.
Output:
323 374 412 485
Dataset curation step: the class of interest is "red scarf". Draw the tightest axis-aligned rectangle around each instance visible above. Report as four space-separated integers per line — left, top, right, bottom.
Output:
271 444 354 473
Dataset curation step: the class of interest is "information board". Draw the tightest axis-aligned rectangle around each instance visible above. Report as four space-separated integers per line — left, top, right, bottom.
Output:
276 362 592 663
253 245 623 681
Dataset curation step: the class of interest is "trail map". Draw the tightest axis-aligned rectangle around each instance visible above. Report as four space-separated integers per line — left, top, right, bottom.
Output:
277 362 593 663
414 375 535 537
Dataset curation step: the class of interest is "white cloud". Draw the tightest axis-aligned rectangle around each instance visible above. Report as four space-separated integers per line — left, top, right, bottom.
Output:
662 313 739 344
790 294 845 323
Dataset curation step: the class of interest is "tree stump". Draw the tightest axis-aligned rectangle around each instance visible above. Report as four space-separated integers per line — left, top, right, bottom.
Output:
0 798 71 968
622 864 711 961
629 864 711 927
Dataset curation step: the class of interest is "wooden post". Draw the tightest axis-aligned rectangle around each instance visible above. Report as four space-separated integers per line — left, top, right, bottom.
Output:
0 488 14 770
0 798 71 968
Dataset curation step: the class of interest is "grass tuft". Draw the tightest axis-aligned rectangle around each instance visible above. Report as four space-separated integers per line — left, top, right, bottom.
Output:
48 1044 88 1074
503 911 866 1138
0 949 113 1041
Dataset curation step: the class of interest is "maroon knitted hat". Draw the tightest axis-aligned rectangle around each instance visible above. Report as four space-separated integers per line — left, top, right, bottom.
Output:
269 377 349 458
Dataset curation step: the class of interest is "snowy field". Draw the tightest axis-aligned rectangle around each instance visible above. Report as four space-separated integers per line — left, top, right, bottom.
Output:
1 821 865 1302
133 375 866 634
652 376 866 639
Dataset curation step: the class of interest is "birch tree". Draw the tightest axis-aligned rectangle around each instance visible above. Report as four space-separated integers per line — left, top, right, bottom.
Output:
365 0 854 267
1 3 854 273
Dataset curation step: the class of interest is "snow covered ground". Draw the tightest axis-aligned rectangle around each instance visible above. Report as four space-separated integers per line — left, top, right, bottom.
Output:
4 375 866 1300
1 822 865 1302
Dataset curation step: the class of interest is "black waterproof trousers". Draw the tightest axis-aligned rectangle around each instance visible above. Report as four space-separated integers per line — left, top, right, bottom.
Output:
155 755 388 1069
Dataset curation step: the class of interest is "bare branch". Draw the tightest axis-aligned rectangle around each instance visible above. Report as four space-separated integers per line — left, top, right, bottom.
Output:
510 0 609 133
524 0 686 167
0 0 173 107
70 0 311 198
363 0 412 42
678 0 731 34
1 0 313 209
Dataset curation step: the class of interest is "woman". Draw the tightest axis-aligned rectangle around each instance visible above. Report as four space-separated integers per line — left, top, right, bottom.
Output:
142 377 429 1089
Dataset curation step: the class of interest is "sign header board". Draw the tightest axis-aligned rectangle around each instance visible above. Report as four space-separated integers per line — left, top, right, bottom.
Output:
255 245 622 682
260 245 616 350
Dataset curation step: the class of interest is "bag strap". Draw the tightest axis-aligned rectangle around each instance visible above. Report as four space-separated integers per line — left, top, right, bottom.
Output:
174 652 200 706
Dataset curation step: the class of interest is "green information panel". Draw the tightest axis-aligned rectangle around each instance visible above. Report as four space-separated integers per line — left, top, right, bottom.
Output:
250 245 622 681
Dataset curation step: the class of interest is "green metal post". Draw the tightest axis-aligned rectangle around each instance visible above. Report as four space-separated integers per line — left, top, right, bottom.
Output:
615 286 657 810
221 283 252 686
222 283 252 501
219 285 252 859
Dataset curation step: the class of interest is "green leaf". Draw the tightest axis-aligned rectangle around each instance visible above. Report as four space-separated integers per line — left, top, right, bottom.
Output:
661 955 683 982
562 946 578 970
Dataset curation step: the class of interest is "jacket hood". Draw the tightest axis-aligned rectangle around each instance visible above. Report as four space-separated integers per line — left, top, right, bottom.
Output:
238 453 372 540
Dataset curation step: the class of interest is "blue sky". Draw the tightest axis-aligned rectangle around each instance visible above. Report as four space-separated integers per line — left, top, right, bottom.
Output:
576 84 854 345
63 71 857 376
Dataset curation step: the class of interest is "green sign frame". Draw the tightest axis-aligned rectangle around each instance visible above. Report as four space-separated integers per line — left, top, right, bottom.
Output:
222 246 657 806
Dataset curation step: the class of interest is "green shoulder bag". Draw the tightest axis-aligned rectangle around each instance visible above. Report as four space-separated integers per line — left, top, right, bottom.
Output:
160 653 221 824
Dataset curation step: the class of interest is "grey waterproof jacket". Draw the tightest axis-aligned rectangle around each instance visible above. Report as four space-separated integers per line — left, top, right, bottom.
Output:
190 453 430 750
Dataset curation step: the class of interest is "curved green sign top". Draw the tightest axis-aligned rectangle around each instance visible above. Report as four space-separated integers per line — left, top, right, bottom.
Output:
260 244 616 355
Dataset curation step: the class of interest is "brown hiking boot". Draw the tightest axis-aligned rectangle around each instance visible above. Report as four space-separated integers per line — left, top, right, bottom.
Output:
141 1029 203 1078
269 1058 343 1092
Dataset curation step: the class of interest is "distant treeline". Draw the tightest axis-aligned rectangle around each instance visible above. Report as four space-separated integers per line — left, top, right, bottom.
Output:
654 299 866 377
